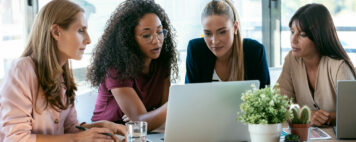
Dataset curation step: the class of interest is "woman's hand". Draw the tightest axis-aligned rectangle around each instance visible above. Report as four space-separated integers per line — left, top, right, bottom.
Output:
311 110 330 126
73 127 119 142
102 120 127 136
83 120 126 136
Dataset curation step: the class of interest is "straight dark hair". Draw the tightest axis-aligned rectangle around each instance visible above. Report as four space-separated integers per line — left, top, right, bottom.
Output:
289 3 356 77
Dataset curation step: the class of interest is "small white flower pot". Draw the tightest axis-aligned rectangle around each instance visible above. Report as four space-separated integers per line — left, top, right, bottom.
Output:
248 123 282 142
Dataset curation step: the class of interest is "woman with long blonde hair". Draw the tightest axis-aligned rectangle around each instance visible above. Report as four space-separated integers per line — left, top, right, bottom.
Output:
0 0 124 141
185 0 270 88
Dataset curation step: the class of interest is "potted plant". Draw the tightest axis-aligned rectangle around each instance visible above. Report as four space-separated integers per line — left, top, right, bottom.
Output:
289 105 311 142
238 84 292 142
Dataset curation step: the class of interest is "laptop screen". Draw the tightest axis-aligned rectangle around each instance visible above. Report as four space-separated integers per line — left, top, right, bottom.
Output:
164 80 259 142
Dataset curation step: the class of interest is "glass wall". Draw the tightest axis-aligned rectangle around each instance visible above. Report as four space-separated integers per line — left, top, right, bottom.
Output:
0 0 26 80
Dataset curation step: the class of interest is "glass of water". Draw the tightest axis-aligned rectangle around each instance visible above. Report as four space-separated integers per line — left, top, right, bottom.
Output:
126 121 147 142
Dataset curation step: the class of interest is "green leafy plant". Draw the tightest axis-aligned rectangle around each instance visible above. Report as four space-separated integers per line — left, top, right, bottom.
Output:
237 84 293 124
290 105 311 124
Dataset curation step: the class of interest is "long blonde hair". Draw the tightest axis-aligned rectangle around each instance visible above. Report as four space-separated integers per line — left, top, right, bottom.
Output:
22 0 84 111
202 0 244 81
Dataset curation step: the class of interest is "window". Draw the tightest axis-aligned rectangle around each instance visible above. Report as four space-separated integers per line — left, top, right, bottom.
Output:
0 0 26 81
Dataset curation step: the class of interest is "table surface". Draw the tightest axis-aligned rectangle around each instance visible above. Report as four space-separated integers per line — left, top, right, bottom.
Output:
311 127 356 142
145 125 356 142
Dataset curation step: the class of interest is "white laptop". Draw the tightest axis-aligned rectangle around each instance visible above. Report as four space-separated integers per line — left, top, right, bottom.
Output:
335 80 356 139
164 80 259 142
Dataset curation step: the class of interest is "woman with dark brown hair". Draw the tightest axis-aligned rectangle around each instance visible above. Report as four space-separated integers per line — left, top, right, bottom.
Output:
278 3 356 126
0 0 124 141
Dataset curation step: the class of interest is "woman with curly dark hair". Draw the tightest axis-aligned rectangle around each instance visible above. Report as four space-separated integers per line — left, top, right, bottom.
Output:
87 0 178 131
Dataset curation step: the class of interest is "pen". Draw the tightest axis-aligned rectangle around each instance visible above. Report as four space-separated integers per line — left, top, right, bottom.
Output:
75 126 114 137
75 126 88 131
313 103 320 110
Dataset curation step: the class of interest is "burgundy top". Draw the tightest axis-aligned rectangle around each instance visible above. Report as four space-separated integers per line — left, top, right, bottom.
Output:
91 64 167 123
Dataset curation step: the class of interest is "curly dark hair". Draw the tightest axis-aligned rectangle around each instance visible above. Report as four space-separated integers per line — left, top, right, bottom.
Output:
87 0 178 87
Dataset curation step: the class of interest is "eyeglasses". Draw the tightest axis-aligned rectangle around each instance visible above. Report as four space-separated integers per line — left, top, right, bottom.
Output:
138 29 168 43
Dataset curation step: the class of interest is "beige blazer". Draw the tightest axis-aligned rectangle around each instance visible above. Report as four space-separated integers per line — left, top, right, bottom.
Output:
0 57 79 142
278 51 355 112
